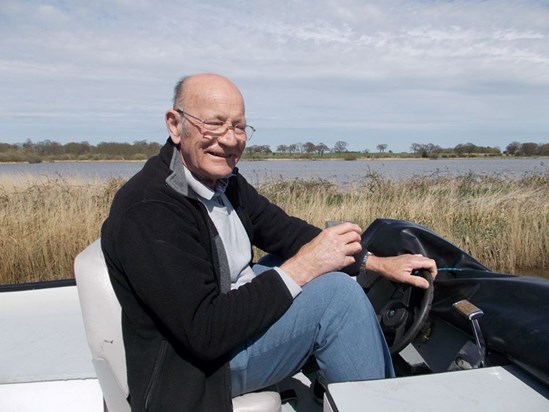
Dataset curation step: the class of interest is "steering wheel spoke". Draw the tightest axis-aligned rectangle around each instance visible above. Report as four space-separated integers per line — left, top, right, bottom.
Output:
359 269 434 354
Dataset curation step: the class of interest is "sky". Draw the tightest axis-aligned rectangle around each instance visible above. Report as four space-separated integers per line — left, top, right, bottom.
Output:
0 0 548 153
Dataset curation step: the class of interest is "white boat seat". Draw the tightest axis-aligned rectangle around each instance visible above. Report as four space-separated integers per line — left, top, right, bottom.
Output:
75 239 281 412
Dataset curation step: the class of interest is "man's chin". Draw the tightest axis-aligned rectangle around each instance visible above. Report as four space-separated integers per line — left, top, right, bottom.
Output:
216 156 238 170
207 164 236 180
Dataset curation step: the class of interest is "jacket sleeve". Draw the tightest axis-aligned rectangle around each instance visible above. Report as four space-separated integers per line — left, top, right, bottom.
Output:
231 174 322 258
105 198 294 363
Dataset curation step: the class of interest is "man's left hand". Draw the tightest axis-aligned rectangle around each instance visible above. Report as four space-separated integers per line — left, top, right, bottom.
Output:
366 254 437 289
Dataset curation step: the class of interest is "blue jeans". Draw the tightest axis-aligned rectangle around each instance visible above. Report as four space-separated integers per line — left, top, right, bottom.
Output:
230 260 395 396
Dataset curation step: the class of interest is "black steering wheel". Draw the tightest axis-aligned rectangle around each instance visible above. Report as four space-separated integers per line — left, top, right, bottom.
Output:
358 269 434 354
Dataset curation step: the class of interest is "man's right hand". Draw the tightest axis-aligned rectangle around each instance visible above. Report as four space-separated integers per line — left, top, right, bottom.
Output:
280 222 363 286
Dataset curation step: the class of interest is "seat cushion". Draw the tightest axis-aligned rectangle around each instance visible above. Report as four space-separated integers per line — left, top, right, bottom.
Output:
232 391 281 412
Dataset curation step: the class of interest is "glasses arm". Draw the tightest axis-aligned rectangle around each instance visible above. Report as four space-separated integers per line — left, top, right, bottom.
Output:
174 108 205 124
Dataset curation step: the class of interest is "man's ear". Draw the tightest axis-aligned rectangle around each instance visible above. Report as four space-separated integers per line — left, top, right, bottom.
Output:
165 109 182 144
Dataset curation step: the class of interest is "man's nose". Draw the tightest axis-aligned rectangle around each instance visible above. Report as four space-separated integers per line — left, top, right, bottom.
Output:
217 127 240 145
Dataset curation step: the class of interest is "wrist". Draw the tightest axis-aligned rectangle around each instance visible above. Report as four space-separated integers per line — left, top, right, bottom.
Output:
363 251 374 270
280 258 315 287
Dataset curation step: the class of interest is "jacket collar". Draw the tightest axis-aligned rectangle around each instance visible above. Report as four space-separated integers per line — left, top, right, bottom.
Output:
165 142 196 198
162 138 238 200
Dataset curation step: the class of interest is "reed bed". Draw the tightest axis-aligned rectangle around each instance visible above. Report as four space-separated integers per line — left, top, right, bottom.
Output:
0 175 123 284
1 172 547 284
257 172 549 275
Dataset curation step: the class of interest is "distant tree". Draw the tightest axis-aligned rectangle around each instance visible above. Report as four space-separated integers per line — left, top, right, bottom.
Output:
315 143 329 156
276 144 288 153
246 144 272 155
505 141 521 155
463 142 477 156
65 141 91 156
538 143 549 156
0 143 18 152
376 144 388 153
422 143 442 157
363 148 370 154
521 142 539 156
303 141 316 154
22 139 34 150
288 144 298 154
410 143 422 154
96 141 133 157
34 139 63 156
454 144 465 157
333 141 348 153
483 146 501 155
146 142 162 157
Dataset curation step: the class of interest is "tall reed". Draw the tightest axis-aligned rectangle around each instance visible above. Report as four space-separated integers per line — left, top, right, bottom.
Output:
0 176 123 284
1 172 547 285
258 172 549 274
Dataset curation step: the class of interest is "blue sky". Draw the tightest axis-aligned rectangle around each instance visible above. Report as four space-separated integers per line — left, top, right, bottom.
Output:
1 0 548 152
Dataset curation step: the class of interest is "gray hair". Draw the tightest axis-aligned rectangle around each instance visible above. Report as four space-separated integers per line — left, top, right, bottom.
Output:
172 76 190 109
172 76 191 136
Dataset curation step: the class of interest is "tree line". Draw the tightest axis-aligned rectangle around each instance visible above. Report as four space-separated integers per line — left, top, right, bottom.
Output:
410 141 549 158
0 139 162 163
246 140 549 158
0 138 547 163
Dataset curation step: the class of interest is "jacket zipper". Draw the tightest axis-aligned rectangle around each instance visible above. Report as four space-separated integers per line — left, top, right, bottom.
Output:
144 339 168 411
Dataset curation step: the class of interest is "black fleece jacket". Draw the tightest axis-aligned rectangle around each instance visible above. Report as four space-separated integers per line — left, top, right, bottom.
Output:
101 139 320 412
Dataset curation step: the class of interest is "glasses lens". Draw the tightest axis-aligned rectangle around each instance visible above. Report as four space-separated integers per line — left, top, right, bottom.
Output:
202 121 253 141
202 121 225 133
245 126 254 140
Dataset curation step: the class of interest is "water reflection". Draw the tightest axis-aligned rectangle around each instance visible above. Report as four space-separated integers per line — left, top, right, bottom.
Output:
1 158 547 186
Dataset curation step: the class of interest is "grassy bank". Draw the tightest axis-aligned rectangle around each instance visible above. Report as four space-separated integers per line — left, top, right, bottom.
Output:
1 173 548 284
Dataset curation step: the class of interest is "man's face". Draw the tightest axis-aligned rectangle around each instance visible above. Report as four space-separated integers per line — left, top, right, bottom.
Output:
167 75 247 188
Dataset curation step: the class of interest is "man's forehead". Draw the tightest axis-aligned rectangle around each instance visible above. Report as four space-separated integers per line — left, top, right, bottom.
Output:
184 75 245 114
185 74 241 98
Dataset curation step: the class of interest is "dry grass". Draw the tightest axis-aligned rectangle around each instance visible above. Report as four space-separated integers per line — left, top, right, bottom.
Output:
0 175 123 284
258 172 549 275
1 172 547 284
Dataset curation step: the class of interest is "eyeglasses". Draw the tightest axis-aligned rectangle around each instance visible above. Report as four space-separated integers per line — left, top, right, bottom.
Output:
175 108 255 141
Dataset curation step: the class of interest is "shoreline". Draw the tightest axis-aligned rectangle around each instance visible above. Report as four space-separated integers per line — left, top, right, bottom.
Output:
2 155 548 165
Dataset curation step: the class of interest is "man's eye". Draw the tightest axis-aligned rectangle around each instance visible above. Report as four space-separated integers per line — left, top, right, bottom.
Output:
234 124 247 131
204 121 225 127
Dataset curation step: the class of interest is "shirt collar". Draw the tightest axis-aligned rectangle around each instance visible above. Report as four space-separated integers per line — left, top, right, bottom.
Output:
183 165 234 201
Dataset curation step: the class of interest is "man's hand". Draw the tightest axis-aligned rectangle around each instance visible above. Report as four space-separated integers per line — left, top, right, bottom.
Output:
366 254 437 289
280 222 362 286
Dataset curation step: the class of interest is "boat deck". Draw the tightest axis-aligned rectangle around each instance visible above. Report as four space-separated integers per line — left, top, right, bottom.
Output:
0 283 102 411
0 283 320 411
2 283 547 411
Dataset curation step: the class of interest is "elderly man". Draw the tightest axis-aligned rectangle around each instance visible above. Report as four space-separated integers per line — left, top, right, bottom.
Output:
101 73 437 411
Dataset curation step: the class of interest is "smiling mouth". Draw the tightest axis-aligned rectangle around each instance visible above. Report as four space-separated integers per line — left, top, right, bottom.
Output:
208 152 232 158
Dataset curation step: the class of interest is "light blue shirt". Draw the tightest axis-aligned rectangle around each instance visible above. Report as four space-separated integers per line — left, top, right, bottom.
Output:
183 166 301 298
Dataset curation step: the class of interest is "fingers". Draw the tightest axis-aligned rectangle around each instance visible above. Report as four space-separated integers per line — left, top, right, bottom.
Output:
324 222 362 247
328 222 362 235
319 223 362 254
281 223 363 285
394 272 429 289
408 272 431 289
412 254 438 279
372 254 438 289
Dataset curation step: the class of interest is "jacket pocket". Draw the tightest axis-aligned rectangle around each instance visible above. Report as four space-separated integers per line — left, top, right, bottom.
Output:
144 339 168 411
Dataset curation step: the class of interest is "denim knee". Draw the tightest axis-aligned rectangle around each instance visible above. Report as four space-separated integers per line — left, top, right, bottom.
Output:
313 272 367 305
307 272 393 382
304 272 375 322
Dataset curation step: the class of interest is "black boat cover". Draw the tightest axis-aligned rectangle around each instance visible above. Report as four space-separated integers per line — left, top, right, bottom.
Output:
360 218 549 386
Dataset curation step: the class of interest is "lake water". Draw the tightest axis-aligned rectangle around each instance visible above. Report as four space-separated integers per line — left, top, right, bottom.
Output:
1 157 547 187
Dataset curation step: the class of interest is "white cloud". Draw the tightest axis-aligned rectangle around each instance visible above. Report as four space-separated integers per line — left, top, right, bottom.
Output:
0 0 548 151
